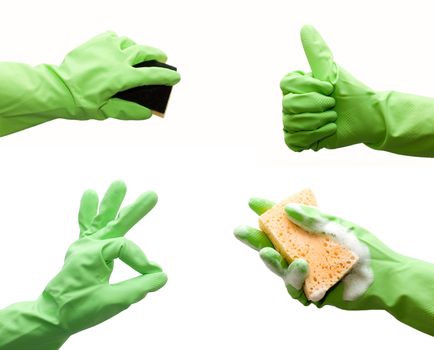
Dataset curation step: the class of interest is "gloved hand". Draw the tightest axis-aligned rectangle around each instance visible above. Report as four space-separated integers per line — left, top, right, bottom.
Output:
234 198 434 336
0 181 167 350
281 25 434 157
0 32 180 136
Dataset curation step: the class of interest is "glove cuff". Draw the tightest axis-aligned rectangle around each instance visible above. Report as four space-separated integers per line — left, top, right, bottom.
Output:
0 299 69 350
383 255 434 336
366 90 434 156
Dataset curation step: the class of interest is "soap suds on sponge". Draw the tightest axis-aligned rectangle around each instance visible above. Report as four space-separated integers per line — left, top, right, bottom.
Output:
258 189 360 301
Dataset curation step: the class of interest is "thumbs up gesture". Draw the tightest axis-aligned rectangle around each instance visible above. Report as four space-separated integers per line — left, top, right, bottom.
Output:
281 26 384 152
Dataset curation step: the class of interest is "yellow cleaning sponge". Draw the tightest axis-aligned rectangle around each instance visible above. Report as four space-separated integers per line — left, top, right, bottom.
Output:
259 189 358 301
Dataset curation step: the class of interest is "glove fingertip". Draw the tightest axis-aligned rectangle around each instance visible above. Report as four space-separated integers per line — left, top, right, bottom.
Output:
300 24 319 52
248 197 275 215
258 246 278 258
284 259 309 291
81 189 98 201
148 271 168 291
291 258 309 275
108 179 128 195
138 190 158 208
299 25 336 83
170 70 181 84
233 225 250 239
145 47 168 63
138 67 181 86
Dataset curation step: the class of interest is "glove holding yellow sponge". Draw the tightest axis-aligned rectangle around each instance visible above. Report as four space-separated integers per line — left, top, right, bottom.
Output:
235 190 434 336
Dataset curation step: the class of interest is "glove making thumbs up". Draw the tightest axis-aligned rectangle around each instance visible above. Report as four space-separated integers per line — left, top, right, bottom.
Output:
281 25 385 152
300 25 338 82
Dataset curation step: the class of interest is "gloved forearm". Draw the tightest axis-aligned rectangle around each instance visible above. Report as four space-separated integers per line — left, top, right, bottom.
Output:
369 91 434 157
381 257 434 335
323 253 434 336
0 62 76 136
0 300 68 350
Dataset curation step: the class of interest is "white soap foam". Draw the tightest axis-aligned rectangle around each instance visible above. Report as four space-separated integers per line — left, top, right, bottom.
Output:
287 204 374 301
283 261 307 290
320 221 373 301
309 287 328 302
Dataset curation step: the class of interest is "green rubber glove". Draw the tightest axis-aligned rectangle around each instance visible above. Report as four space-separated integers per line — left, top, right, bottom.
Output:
0 32 180 136
234 198 434 336
281 25 434 157
0 181 167 349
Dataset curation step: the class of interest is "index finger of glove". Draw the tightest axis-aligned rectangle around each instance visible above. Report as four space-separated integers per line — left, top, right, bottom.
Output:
284 204 338 234
286 203 383 248
122 66 181 91
102 238 162 274
107 272 168 307
280 71 334 95
124 44 168 66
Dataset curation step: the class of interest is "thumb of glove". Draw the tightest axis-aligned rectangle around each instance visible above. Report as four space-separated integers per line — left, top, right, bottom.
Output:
301 25 338 84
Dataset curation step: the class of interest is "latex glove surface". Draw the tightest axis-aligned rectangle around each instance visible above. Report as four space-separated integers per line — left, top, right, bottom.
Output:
281 25 434 157
234 198 434 336
0 32 180 136
0 181 167 350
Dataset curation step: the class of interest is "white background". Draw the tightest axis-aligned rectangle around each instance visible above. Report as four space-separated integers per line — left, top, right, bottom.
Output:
1 0 434 348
